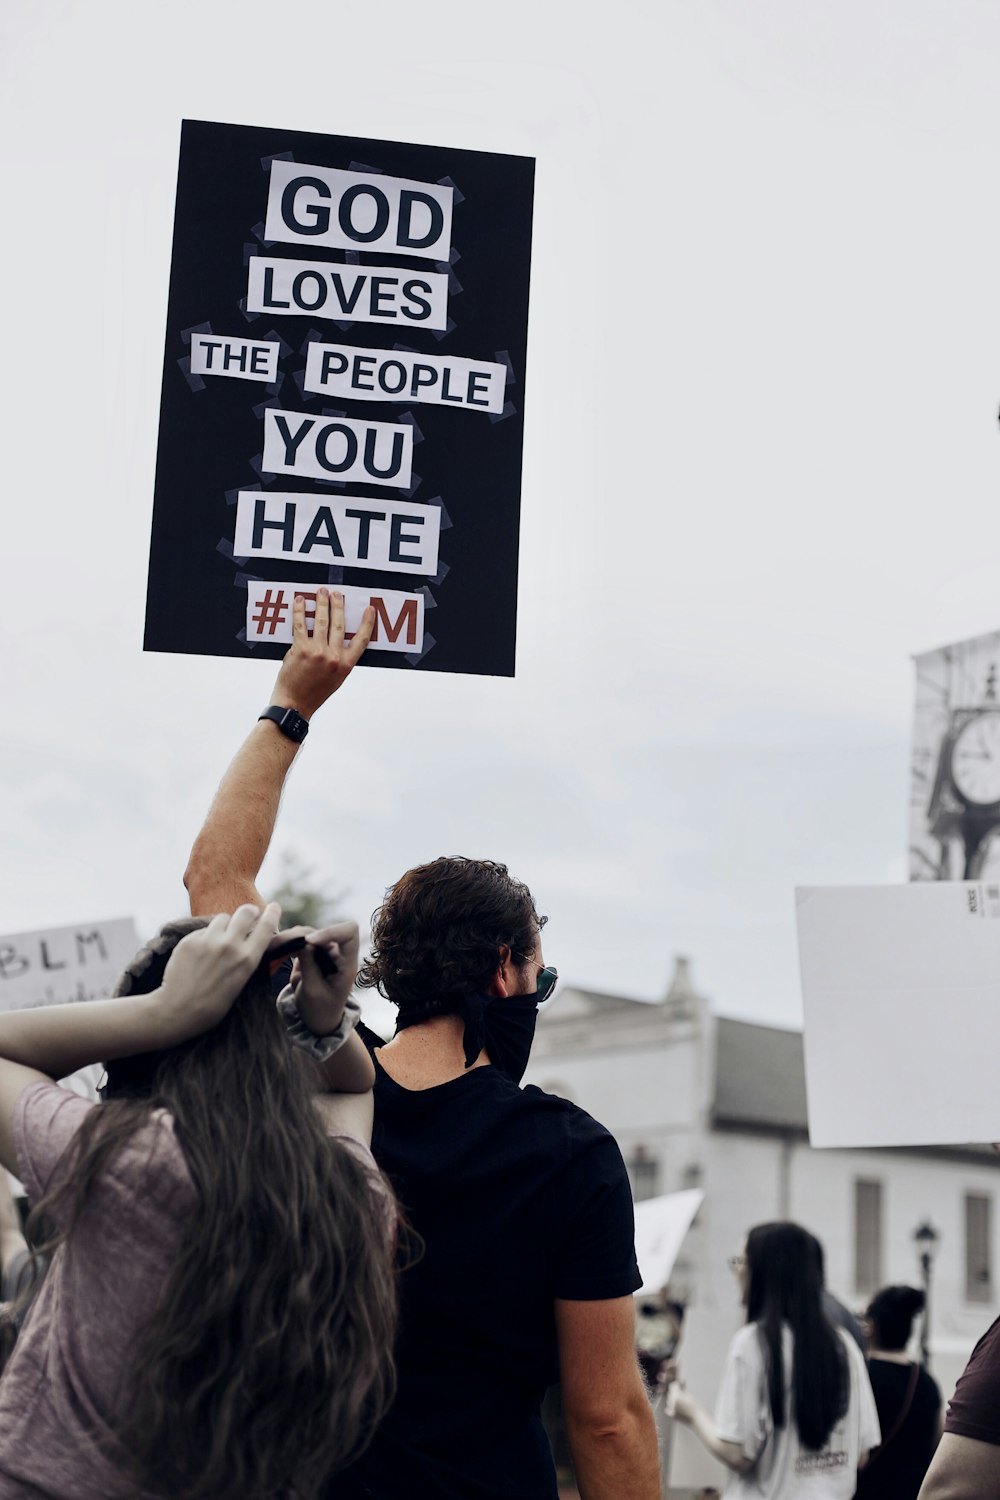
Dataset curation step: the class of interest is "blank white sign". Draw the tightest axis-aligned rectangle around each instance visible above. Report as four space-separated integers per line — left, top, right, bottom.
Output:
797 881 1000 1148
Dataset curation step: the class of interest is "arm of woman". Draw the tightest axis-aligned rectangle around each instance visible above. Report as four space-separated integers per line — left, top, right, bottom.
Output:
281 923 376 1095
666 1384 756 1474
0 905 280 1175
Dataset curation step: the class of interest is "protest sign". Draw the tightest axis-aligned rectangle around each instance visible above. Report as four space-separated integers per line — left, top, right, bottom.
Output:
633 1188 704 1295
797 882 1000 1147
0 917 139 1013
0 917 139 1191
910 629 1000 881
145 120 535 676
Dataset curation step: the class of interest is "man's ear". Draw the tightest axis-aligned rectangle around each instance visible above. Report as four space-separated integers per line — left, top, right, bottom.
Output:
486 944 513 999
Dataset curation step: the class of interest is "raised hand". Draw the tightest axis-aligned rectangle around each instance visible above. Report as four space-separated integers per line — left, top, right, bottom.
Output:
285 920 361 1037
270 587 375 720
157 903 282 1043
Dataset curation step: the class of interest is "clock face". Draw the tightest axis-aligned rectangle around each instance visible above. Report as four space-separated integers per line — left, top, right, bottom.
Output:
952 714 1000 805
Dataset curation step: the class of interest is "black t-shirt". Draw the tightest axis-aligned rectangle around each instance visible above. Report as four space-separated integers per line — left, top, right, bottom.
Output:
327 1048 641 1500
946 1312 1000 1446
853 1358 941 1500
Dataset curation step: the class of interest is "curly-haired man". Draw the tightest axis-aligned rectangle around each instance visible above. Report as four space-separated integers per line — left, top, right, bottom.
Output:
185 588 659 1500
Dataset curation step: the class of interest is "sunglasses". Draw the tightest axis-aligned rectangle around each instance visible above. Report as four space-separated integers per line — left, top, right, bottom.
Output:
516 954 559 1004
535 966 559 1003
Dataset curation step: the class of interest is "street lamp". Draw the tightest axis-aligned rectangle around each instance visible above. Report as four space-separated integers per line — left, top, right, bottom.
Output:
912 1219 941 1368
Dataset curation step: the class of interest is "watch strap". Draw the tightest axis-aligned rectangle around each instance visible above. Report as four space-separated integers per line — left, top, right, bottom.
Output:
258 705 310 743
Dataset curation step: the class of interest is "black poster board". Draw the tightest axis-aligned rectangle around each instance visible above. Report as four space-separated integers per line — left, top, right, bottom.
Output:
144 120 534 675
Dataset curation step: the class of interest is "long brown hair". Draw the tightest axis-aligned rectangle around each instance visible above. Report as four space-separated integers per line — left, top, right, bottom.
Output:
27 918 399 1500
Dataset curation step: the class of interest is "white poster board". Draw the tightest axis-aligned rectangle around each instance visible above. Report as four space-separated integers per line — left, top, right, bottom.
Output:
0 917 139 1193
0 918 139 1013
797 882 1000 1147
633 1189 704 1295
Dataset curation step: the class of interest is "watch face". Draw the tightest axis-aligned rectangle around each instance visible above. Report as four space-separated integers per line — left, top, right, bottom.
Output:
281 709 307 741
952 714 1000 805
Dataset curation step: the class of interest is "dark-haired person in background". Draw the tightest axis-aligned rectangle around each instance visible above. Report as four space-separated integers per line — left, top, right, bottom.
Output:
666 1221 879 1498
184 588 659 1500
853 1285 941 1500
917 1308 1000 1497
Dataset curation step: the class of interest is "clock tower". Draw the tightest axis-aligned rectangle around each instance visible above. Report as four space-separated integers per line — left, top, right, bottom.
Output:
926 665 1000 877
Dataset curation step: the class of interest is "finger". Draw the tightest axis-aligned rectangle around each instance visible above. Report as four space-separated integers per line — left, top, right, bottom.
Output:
307 921 359 962
344 605 375 668
329 589 346 649
299 941 339 980
314 586 330 645
307 921 359 948
228 903 271 940
242 902 282 962
205 912 231 938
266 924 314 955
291 591 308 646
310 930 361 978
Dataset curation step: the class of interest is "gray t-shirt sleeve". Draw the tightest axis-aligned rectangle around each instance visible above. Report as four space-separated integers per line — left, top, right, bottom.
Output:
14 1080 96 1214
14 1080 194 1231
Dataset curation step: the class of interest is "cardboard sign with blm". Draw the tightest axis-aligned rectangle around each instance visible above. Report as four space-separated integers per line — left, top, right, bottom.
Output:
145 120 535 676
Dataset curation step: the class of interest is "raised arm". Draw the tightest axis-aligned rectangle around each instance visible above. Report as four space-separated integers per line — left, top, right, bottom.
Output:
279 921 376 1101
184 588 374 916
0 906 280 1174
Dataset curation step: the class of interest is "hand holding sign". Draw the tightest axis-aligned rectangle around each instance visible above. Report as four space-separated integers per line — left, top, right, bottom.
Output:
145 121 534 675
270 587 374 719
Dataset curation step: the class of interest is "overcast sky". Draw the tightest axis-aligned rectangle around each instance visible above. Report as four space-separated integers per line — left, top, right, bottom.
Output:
2 0 999 1034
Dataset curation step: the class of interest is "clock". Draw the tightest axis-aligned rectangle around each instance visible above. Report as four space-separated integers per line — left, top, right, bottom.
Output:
951 713 1000 807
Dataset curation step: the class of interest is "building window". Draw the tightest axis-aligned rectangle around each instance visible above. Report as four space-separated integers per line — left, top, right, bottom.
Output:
965 1194 993 1304
628 1146 659 1203
854 1178 883 1295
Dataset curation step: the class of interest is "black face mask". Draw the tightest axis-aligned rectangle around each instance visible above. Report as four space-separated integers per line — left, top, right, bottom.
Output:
394 966 556 1084
454 991 540 1084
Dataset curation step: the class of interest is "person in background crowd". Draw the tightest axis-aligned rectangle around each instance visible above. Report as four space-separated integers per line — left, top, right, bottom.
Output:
811 1237 865 1354
666 1221 879 1498
0 906 398 1500
853 1285 941 1500
184 587 660 1500
917 1300 1000 1498
637 1296 686 1389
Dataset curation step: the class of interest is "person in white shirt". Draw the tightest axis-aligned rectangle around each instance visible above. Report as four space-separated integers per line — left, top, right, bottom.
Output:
667 1221 880 1498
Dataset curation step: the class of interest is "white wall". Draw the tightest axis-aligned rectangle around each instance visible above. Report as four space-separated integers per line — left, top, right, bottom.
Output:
526 1029 705 1132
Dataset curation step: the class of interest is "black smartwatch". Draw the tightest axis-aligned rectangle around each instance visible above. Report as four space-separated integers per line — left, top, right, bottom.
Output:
258 706 310 743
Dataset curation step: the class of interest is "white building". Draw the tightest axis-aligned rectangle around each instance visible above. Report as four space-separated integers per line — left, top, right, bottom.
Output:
523 957 1000 1490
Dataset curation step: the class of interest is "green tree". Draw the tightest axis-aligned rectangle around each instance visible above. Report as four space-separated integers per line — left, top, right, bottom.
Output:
270 851 347 930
